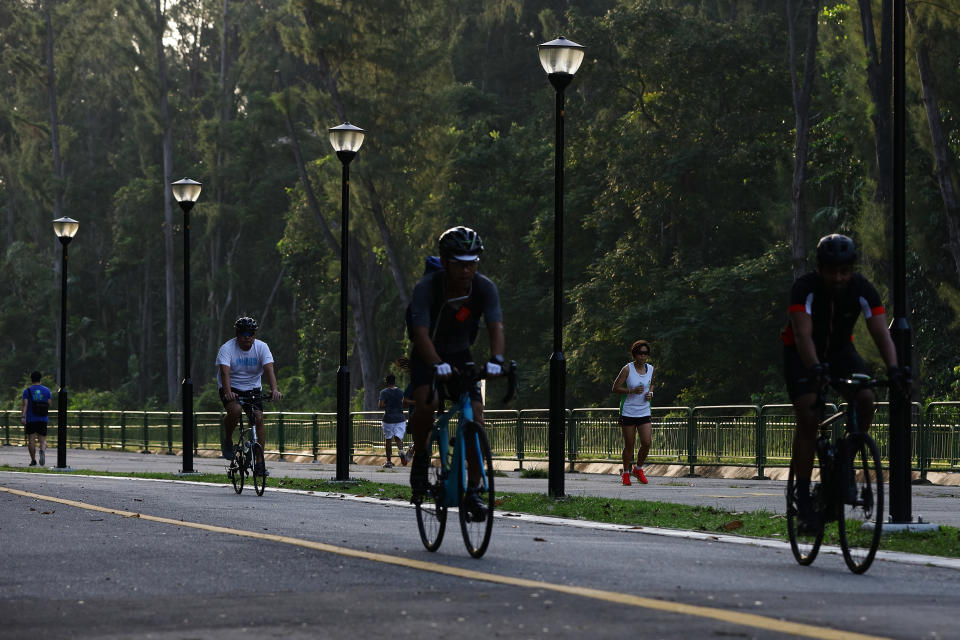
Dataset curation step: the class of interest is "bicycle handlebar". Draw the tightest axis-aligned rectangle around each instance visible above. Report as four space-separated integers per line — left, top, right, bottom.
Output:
430 361 519 405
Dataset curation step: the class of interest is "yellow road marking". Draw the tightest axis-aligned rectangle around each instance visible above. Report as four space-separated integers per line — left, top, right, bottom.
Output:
1 485 888 640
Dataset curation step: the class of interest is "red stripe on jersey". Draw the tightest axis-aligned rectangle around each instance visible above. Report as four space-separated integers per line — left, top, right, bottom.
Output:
871 306 885 316
787 303 807 314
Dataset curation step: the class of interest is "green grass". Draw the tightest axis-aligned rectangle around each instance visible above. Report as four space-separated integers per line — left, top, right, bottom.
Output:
4 464 958 558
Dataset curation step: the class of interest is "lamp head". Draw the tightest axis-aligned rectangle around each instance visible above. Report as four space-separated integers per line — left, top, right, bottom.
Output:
329 122 365 165
52 217 79 245
538 36 585 77
171 178 202 211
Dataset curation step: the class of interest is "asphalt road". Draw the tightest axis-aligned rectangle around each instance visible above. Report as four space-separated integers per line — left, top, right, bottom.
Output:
2 468 959 639
3 446 958 528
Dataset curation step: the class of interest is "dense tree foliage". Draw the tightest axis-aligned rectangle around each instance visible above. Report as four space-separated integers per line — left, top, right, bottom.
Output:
2 0 959 411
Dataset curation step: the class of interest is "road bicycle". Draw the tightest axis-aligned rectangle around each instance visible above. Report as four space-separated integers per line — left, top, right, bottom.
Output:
414 361 517 558
786 373 891 574
226 392 268 497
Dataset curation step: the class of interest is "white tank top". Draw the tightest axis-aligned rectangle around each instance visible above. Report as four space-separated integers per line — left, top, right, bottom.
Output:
621 362 653 418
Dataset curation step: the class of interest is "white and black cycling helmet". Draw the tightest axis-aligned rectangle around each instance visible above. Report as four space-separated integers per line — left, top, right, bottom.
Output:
438 226 483 261
234 316 259 332
816 234 857 266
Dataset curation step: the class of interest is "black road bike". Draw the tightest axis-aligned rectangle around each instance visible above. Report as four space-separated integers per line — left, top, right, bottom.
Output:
227 392 268 497
786 374 890 574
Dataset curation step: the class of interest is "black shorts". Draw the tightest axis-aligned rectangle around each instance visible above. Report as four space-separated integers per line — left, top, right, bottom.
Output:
409 349 482 402
619 415 652 427
219 388 263 411
25 421 48 436
783 345 871 401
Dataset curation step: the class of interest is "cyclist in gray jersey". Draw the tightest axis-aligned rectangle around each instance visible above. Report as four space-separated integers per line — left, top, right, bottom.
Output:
406 226 506 518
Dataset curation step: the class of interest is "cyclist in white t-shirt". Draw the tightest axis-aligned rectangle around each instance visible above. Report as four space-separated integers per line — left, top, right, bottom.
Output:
216 316 282 462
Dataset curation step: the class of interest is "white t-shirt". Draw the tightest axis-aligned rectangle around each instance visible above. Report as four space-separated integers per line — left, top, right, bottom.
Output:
621 362 654 418
216 338 274 390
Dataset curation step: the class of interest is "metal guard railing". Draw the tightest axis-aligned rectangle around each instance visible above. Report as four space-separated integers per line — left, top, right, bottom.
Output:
2 401 955 477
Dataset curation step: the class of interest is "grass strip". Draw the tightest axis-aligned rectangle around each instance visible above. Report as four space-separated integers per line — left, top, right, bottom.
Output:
4 464 958 558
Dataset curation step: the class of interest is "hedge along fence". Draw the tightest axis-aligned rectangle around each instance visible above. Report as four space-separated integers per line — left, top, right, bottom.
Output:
1 401 954 477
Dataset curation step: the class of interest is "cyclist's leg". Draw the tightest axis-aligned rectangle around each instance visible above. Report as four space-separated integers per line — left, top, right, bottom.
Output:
466 398 485 486
409 384 437 498
219 387 242 458
253 408 266 446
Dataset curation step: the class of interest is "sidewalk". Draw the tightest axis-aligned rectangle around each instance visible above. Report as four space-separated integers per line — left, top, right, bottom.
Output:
2 444 958 528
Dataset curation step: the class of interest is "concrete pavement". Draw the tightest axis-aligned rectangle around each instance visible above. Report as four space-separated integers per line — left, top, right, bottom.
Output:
2 444 958 528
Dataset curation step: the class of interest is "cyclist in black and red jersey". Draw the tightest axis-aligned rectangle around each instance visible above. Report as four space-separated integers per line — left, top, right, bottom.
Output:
782 234 907 533
406 226 506 520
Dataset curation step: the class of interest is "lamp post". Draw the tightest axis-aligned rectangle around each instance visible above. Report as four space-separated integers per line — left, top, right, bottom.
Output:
53 216 79 470
329 122 365 481
171 178 202 474
539 36 584 498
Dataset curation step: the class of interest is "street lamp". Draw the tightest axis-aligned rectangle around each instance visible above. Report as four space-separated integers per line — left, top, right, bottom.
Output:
53 216 79 470
539 35 584 498
329 122 365 481
171 178 202 474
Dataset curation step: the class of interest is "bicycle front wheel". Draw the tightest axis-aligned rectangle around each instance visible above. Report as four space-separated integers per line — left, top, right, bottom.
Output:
837 434 883 574
786 461 822 565
415 437 448 552
459 422 495 559
230 447 245 495
252 442 266 496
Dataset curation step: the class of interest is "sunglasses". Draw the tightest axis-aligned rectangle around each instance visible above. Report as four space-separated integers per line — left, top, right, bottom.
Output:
238 331 255 338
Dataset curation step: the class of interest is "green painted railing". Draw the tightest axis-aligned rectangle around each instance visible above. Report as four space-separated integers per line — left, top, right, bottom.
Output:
2 401 955 476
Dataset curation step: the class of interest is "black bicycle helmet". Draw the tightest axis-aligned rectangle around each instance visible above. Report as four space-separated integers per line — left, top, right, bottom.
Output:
816 234 857 266
438 226 483 259
234 316 259 332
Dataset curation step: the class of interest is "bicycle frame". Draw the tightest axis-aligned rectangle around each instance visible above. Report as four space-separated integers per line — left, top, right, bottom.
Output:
236 398 261 453
433 392 487 508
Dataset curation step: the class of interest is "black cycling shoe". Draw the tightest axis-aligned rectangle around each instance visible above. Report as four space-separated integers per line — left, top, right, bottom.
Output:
797 502 823 535
463 487 487 523
221 441 235 460
410 451 429 502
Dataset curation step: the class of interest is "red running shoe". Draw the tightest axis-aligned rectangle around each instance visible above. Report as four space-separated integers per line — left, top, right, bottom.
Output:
633 466 648 484
621 471 631 486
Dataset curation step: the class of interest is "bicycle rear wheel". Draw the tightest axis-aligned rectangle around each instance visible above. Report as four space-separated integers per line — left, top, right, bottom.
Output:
252 442 266 496
230 446 245 494
786 461 822 565
415 437 448 552
837 434 883 574
459 422 495 558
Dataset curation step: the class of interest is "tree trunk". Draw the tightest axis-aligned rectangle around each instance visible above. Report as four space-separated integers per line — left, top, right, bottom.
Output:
857 0 894 217
787 0 820 280
358 173 411 308
45 0 66 386
155 0 178 406
909 8 960 282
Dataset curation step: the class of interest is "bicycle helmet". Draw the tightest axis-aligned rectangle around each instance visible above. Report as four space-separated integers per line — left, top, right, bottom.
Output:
816 234 857 266
234 316 259 332
438 226 483 260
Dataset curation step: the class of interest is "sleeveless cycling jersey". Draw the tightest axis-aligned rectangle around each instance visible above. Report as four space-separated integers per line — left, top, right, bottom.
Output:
780 272 885 358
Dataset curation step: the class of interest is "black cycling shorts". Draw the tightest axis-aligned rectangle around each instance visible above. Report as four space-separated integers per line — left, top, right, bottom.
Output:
409 349 483 402
219 387 264 411
619 415 652 427
783 345 870 401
